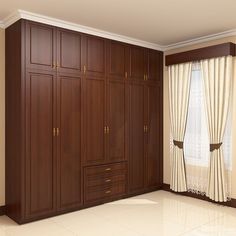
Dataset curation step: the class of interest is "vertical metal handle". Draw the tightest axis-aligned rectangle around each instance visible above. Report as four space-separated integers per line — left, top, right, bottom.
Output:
53 128 56 136
83 65 86 74
104 126 107 134
56 128 59 136
125 72 128 79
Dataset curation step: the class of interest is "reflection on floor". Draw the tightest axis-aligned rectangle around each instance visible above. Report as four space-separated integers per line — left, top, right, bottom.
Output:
0 190 236 236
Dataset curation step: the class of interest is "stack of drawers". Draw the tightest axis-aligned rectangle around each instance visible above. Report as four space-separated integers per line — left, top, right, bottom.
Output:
84 162 127 204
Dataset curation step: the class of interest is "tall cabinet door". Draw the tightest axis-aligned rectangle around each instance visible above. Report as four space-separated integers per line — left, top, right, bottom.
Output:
128 82 145 193
106 41 127 163
57 75 82 210
83 35 106 165
146 83 161 188
25 71 57 219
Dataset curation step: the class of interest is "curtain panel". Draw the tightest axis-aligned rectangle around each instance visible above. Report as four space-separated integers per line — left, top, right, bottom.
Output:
168 62 192 192
201 56 233 202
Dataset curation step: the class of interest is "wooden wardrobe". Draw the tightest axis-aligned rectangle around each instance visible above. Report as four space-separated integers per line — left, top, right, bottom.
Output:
6 19 163 224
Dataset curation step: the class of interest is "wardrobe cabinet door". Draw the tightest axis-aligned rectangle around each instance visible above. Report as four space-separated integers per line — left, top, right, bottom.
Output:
107 41 127 80
25 71 57 219
26 21 56 71
57 75 82 210
84 78 106 165
128 82 145 193
57 30 83 75
146 84 161 188
129 46 146 81
84 36 105 78
147 50 163 82
107 81 126 162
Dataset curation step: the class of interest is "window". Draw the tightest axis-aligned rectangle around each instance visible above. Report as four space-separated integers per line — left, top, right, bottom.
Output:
184 62 232 169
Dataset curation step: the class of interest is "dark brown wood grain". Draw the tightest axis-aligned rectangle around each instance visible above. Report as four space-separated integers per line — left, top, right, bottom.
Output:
6 19 163 224
166 42 235 66
128 82 145 193
57 75 82 210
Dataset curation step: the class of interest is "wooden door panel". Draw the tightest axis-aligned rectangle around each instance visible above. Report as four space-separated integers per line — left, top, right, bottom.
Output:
108 81 125 162
129 83 145 192
25 72 56 217
26 22 55 71
85 79 105 164
58 76 82 209
129 47 146 81
148 50 162 81
58 30 82 74
85 36 105 78
147 85 161 187
107 41 126 80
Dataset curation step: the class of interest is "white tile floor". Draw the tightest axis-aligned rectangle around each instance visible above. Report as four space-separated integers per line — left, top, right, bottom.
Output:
1 190 236 236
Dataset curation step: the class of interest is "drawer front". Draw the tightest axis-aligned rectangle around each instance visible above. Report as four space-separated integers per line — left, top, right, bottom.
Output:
85 162 126 177
84 162 127 204
85 182 126 203
87 174 126 187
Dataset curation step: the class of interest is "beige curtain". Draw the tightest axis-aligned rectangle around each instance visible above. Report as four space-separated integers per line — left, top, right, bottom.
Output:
201 56 232 202
168 62 192 192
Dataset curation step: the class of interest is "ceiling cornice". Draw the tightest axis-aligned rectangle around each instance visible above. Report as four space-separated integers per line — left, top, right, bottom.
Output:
162 29 236 51
1 10 236 52
0 21 4 29
2 10 163 51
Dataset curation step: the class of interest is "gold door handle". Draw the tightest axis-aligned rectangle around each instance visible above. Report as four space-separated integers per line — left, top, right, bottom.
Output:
105 179 111 182
105 168 111 171
105 190 111 194
125 72 128 79
56 128 59 136
104 126 107 134
83 65 86 74
53 63 56 69
53 128 56 136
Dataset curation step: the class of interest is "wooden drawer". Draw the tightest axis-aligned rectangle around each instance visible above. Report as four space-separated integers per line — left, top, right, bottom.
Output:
85 182 126 203
84 162 127 204
86 174 126 187
85 162 126 177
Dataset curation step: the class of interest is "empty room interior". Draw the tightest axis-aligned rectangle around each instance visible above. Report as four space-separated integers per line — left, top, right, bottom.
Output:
1 0 236 235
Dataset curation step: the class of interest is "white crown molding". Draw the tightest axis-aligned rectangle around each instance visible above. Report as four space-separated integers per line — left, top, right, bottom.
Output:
2 9 163 51
0 21 4 29
162 29 236 51
1 9 236 52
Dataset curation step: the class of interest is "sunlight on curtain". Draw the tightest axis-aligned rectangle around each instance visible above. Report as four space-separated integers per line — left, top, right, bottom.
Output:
183 62 232 197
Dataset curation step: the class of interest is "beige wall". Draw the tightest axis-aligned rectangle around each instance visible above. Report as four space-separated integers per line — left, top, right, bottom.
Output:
163 36 236 198
0 28 5 206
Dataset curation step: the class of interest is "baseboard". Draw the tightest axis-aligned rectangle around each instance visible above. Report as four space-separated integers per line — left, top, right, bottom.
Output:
162 183 236 208
0 205 6 216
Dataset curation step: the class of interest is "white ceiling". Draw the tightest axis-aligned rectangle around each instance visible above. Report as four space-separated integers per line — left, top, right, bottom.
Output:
0 0 236 48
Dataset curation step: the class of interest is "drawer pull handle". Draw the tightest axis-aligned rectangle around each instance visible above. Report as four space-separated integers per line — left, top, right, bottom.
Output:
105 168 111 171
105 179 111 182
105 190 111 194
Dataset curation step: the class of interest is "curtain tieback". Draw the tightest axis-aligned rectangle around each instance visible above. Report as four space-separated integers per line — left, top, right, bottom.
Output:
173 140 184 149
210 142 222 152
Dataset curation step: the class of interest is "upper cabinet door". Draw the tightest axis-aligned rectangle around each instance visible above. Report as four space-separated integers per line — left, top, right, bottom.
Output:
147 50 163 82
26 21 56 71
83 35 105 78
57 30 83 75
129 46 146 81
106 41 127 80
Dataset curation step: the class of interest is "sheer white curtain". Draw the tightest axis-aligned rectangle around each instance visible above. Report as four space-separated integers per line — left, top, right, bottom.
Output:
183 62 232 198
